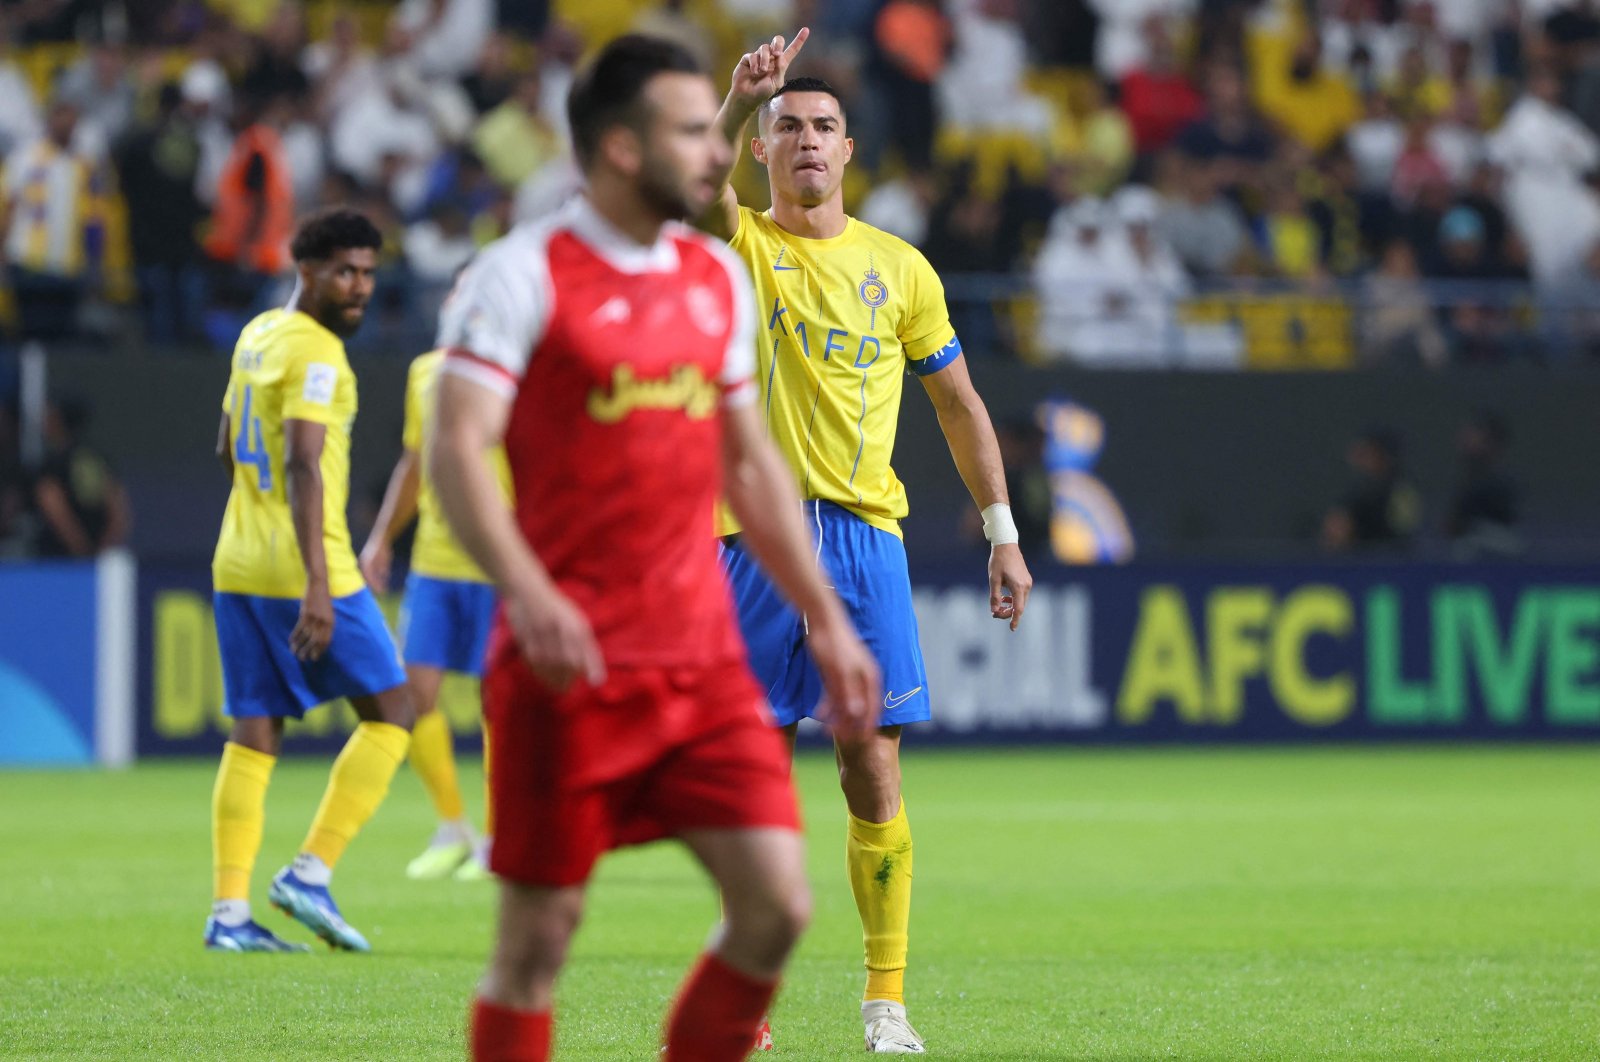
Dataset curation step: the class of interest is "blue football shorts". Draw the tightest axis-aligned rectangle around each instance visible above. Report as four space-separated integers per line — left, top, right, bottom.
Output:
397 572 497 676
214 587 407 719
719 500 931 728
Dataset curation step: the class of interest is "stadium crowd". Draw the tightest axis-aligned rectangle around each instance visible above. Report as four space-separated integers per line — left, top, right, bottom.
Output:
0 0 1596 368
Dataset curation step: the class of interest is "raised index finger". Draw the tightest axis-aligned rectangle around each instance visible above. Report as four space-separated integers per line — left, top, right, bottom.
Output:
782 26 810 63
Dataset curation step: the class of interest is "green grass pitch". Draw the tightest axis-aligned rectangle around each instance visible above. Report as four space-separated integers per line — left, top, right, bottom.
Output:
3 746 1598 1060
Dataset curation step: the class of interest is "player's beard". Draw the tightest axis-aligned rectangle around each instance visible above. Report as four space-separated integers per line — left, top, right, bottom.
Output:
637 157 699 224
316 294 366 338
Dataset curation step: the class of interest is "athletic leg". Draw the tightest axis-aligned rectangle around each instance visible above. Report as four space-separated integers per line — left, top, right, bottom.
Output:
665 827 810 1061
837 725 921 1052
405 663 477 878
470 879 585 1061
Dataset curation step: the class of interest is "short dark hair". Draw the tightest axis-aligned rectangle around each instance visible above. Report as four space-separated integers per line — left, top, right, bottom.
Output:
761 76 847 129
566 34 703 168
290 208 383 263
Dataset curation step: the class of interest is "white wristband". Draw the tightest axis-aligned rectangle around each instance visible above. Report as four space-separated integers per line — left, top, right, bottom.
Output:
981 503 1019 546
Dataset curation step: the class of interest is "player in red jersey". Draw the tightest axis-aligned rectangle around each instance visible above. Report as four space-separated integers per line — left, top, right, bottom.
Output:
429 36 882 1062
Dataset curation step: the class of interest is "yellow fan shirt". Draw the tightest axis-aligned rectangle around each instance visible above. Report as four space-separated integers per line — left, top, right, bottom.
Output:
402 349 513 583
212 309 364 599
718 206 960 539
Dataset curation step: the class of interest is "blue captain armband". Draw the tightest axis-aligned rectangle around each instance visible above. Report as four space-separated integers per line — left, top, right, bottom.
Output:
907 334 963 376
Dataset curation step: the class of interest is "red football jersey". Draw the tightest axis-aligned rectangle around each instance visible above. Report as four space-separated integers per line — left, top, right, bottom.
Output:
438 197 757 669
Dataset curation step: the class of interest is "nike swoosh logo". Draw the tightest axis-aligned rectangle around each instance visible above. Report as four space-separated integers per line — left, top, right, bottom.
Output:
883 687 923 710
774 265 801 271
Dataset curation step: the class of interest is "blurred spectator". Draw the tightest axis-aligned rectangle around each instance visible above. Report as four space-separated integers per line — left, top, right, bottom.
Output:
1253 27 1361 153
1119 17 1206 156
1159 151 1250 276
1362 238 1448 367
633 0 714 71
1260 172 1322 278
1428 94 1488 185
1089 0 1195 78
1176 62 1274 194
1307 143 1395 275
1108 185 1190 357
201 91 294 323
28 395 129 558
9 0 99 44
924 171 1005 349
1388 42 1451 118
404 203 477 282
394 0 496 81
1025 0 1099 68
1390 114 1452 206
328 61 441 205
460 32 517 114
241 3 311 104
0 27 40 158
1347 89 1407 192
1432 205 1525 361
1 101 91 339
1486 65 1600 283
1032 197 1112 360
1033 190 1188 366
180 59 233 208
1321 427 1421 553
472 71 563 189
859 172 936 247
55 41 133 152
116 82 205 347
938 0 1055 137
1054 79 1134 196
303 12 382 124
1446 409 1521 558
870 0 951 171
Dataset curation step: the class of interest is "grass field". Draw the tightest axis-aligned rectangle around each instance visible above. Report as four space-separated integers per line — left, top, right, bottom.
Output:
3 746 1599 1060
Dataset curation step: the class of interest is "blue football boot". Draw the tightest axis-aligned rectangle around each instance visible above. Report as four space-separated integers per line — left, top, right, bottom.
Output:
204 916 311 953
267 867 371 952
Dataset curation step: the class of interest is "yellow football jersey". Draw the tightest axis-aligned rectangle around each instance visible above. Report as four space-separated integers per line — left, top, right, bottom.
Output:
403 350 513 582
212 309 365 599
718 206 960 538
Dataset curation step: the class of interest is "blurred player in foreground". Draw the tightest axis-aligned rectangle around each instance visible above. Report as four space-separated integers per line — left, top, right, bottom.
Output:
361 343 513 882
205 209 415 953
702 31 1035 1053
429 34 881 1062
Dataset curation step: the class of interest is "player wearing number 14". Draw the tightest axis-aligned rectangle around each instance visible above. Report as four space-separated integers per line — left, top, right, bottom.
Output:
205 209 415 954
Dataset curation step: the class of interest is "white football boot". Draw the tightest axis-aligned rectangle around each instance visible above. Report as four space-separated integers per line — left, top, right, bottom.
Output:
862 1000 925 1054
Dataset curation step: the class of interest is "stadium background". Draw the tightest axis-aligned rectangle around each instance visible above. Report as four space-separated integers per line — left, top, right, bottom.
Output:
4 0 1600 757
2 3 1598 1059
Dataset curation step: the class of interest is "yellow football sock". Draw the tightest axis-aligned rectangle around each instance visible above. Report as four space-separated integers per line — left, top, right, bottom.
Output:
212 741 276 901
409 710 465 822
302 721 410 869
481 719 493 838
847 799 913 1004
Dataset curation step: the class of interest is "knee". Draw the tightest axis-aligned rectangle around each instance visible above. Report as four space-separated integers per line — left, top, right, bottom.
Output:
492 893 583 996
740 880 811 958
382 690 418 732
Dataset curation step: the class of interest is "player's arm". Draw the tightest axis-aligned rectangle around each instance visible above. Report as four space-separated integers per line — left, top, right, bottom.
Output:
283 417 334 662
32 475 93 556
697 28 810 240
429 371 604 691
359 448 420 591
722 400 881 737
920 355 1034 630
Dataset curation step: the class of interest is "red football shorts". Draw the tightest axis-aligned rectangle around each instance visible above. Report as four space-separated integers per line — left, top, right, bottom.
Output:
484 658 801 887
